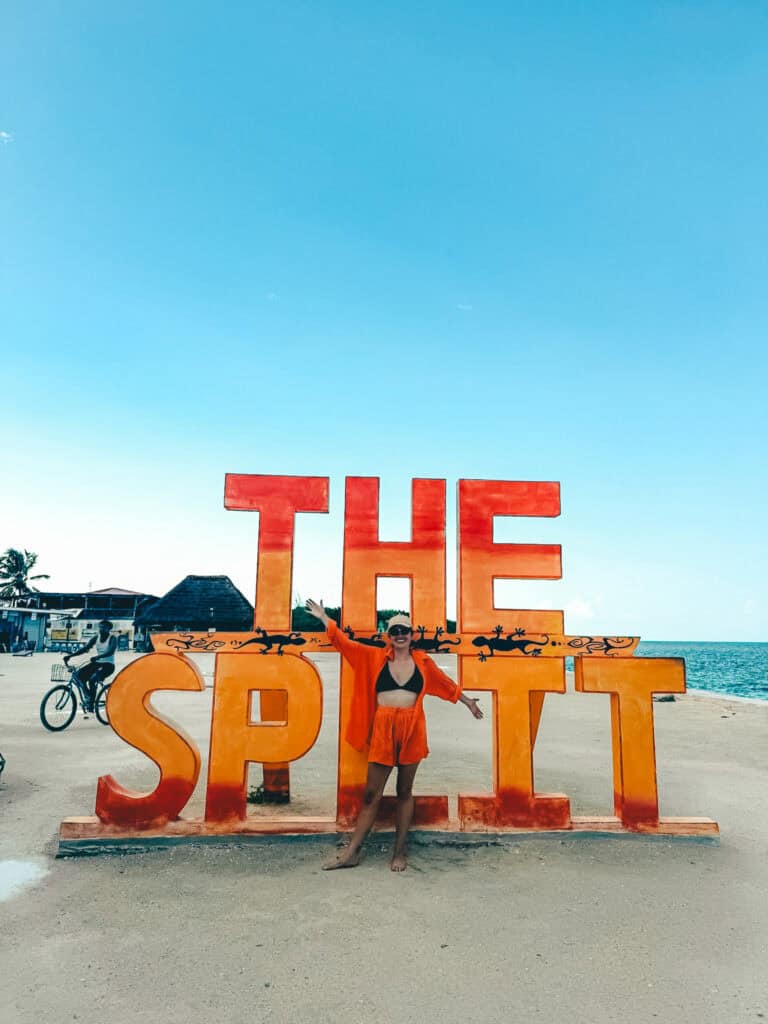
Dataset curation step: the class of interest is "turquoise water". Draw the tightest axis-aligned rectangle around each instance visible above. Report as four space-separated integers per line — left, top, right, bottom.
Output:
635 641 768 701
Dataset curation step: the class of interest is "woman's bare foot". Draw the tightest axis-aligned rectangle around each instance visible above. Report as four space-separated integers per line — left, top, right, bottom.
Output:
322 847 364 870
390 853 408 872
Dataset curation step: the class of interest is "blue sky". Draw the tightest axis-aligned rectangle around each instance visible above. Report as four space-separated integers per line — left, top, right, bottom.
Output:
2 2 766 640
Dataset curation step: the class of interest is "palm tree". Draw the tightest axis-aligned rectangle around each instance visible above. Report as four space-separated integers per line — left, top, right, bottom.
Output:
0 548 50 605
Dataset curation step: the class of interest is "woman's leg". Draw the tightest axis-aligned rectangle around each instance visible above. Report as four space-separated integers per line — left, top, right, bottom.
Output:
323 761 392 870
392 761 420 872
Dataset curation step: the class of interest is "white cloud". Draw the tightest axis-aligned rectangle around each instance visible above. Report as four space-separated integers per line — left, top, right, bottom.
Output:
0 131 13 145
456 303 473 311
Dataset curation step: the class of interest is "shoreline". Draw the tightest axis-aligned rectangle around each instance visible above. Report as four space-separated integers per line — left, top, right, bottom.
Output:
685 687 767 705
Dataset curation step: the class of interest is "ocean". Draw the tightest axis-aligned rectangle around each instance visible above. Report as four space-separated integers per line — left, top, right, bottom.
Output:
635 641 768 701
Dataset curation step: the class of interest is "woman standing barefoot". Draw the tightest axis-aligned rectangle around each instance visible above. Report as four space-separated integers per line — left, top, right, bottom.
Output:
305 599 483 872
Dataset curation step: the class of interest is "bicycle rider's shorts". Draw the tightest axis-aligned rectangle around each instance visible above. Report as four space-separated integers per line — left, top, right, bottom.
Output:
82 662 115 681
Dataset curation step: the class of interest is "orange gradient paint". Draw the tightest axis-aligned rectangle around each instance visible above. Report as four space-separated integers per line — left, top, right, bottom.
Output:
459 479 564 747
224 474 329 628
96 653 205 828
574 657 686 828
458 657 571 829
224 473 329 798
342 477 446 629
62 473 720 846
335 659 370 827
205 653 323 823
458 479 562 634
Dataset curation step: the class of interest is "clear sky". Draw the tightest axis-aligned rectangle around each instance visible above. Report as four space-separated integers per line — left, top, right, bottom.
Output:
2 2 766 640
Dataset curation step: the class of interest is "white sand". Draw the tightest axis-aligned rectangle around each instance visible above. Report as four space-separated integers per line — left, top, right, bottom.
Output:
1 651 767 1023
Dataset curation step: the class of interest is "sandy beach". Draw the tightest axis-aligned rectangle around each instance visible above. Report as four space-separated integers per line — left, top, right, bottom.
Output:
1 650 767 1023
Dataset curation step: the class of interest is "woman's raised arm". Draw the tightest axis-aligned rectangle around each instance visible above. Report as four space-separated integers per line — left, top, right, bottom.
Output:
305 598 330 628
305 598 365 667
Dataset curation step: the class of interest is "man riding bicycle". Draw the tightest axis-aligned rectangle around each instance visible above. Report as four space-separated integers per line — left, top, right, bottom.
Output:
64 618 117 710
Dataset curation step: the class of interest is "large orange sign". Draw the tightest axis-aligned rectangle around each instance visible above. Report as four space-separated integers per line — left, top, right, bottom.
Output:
60 476 718 845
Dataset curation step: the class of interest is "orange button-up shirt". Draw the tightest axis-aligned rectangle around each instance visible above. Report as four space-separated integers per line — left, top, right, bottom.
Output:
326 620 462 752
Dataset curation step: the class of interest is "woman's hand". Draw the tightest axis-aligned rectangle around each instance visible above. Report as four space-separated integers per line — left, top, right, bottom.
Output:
462 696 483 720
305 598 330 628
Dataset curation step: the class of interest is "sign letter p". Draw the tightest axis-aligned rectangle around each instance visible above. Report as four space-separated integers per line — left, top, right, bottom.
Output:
205 654 323 822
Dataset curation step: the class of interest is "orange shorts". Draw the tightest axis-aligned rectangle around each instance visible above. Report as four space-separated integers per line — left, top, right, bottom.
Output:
368 705 429 766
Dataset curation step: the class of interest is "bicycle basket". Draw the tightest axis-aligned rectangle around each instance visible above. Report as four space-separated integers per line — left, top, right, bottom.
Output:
50 664 72 682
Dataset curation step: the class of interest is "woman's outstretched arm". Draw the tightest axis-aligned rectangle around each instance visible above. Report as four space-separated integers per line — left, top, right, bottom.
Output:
305 598 360 665
305 598 331 628
458 693 483 719
422 659 483 719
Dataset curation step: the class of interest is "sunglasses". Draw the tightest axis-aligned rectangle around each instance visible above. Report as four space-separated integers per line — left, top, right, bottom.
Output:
388 626 411 637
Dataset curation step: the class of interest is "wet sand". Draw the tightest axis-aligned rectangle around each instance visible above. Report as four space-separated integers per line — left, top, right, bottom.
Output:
1 651 766 1023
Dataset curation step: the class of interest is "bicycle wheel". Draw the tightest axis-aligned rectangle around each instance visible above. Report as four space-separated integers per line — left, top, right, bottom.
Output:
94 683 111 726
40 685 77 731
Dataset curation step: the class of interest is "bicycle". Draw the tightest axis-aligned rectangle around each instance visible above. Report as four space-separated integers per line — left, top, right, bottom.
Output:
39 662 112 731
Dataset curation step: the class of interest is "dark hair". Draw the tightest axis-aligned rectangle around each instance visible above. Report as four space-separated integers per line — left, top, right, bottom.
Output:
99 619 113 629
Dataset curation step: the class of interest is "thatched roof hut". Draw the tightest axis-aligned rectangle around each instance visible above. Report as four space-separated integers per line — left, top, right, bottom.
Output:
136 575 253 632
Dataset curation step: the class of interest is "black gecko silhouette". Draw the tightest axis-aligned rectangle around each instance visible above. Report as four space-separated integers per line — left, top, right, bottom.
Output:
166 634 227 652
343 627 386 648
238 628 307 655
472 626 550 661
566 635 636 656
411 626 462 653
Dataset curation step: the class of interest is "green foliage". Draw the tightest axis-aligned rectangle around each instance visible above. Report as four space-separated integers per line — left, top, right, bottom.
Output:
290 605 340 631
0 548 50 604
376 612 457 632
376 609 409 631
290 604 456 633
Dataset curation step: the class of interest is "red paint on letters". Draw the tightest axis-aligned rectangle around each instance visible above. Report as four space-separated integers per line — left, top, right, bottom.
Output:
460 787 571 830
343 477 445 552
378 795 450 829
336 784 366 828
224 475 329 554
616 793 660 829
336 786 449 829
204 782 250 823
459 480 561 545
95 775 195 829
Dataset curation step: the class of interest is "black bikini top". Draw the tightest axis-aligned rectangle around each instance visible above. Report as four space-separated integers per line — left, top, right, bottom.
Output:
375 661 424 695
